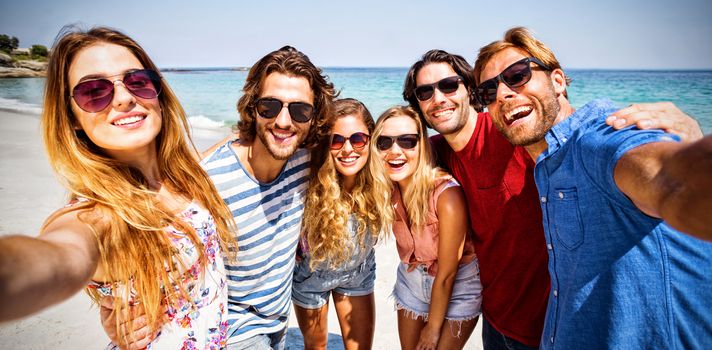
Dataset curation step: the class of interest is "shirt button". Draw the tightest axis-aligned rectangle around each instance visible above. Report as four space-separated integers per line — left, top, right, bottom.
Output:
562 137 568 142
558 192 564 199
541 196 547 203
550 337 554 343
554 289 558 297
547 243 553 250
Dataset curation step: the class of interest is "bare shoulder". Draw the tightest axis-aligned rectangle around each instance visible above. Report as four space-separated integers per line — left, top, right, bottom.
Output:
436 185 467 217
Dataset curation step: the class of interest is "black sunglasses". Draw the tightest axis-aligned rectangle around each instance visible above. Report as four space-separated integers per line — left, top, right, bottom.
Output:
376 134 419 151
475 57 550 106
413 76 463 102
256 97 314 123
331 132 370 150
71 69 162 113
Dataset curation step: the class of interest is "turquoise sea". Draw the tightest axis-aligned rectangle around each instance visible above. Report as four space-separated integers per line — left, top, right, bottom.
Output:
1 68 711 134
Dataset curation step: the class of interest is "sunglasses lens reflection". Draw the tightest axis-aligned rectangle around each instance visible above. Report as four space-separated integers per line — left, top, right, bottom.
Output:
73 80 114 112
376 134 419 151
350 133 369 149
330 134 346 150
123 70 161 99
397 135 418 149
256 98 283 118
287 103 314 123
414 85 434 101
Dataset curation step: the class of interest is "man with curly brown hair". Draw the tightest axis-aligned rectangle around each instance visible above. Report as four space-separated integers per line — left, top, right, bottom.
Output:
202 45 336 350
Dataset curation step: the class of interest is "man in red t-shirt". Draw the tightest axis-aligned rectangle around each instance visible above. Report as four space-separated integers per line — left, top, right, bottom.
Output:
403 50 548 349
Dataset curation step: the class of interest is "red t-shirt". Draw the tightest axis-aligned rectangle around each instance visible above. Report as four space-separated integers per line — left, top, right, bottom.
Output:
431 112 550 347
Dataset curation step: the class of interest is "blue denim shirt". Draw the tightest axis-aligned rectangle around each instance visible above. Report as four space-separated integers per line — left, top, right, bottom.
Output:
535 99 712 349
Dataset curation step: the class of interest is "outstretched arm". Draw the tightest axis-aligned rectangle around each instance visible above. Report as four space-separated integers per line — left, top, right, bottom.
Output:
614 135 712 241
0 209 100 322
417 186 468 350
606 102 703 142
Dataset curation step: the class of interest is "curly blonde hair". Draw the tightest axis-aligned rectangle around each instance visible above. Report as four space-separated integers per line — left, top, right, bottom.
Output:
369 106 447 232
42 26 237 339
301 99 384 270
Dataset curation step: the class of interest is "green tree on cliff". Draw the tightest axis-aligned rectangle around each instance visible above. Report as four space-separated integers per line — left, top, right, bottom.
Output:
0 34 20 53
30 45 48 58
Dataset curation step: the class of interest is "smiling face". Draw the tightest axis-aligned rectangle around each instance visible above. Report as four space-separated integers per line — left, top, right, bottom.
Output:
478 47 560 146
415 62 471 135
330 114 370 184
255 72 314 160
67 43 162 159
377 115 420 188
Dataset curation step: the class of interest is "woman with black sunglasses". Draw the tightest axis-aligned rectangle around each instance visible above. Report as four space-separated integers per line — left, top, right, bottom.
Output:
370 106 482 350
295 98 386 350
0 26 238 349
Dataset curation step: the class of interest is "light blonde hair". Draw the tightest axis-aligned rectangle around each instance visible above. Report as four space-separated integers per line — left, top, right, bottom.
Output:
473 27 571 98
369 106 447 232
42 26 237 339
302 99 383 270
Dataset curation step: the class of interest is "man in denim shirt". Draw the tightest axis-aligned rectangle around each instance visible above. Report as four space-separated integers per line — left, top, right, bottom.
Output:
473 27 712 349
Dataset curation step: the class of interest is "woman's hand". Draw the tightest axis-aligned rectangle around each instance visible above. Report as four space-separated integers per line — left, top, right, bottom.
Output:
416 323 441 350
100 296 157 350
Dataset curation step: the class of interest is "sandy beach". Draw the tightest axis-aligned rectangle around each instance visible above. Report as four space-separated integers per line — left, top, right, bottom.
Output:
0 109 482 349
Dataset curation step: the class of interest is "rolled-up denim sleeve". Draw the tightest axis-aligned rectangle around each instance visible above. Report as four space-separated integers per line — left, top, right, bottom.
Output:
579 123 680 210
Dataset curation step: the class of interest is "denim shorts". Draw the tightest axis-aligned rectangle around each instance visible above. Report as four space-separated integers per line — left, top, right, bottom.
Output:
292 249 376 309
393 259 482 321
225 328 286 350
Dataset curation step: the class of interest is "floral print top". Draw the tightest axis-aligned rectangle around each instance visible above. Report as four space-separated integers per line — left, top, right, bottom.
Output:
88 202 228 350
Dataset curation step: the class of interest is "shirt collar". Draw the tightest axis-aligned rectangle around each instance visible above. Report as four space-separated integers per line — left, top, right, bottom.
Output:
540 99 617 161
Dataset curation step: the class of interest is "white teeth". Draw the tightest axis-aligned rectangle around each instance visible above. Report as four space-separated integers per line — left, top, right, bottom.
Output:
505 106 532 120
113 115 144 125
388 159 405 166
272 131 293 139
433 109 453 118
339 156 358 164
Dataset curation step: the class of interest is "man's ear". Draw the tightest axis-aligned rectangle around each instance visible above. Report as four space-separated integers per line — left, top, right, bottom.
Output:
550 68 567 96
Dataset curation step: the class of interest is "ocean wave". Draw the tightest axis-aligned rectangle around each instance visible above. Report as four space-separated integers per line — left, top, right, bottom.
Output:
0 97 42 115
187 115 228 130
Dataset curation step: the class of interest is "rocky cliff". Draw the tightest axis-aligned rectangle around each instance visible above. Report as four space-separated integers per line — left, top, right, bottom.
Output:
0 52 47 78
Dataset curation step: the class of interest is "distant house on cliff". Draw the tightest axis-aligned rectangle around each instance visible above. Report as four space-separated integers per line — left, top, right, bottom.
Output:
11 48 30 55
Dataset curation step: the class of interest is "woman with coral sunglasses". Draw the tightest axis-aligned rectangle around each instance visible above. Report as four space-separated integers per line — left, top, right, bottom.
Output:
295 98 386 350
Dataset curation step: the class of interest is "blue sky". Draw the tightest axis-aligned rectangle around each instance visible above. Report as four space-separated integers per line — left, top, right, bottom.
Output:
1 0 711 69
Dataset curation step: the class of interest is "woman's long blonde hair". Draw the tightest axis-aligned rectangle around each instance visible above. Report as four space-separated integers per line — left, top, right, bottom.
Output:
301 98 383 269
369 106 447 232
41 26 237 336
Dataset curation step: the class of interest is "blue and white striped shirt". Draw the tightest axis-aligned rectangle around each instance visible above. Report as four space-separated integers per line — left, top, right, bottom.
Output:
202 139 310 344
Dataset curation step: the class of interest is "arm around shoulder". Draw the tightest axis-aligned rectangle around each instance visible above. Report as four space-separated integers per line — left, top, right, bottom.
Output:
0 208 101 322
614 135 712 241
200 133 237 159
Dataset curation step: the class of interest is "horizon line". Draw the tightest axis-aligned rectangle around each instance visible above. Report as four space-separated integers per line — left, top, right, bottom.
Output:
159 66 712 72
